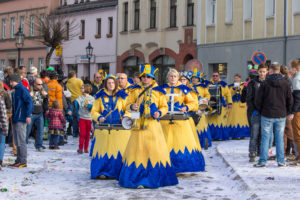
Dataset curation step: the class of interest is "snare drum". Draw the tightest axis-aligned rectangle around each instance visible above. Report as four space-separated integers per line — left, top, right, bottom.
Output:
208 85 222 116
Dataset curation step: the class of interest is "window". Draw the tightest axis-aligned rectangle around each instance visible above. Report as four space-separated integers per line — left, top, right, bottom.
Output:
96 18 101 36
98 63 110 75
1 19 6 39
293 0 300 14
10 17 15 38
265 0 275 17
80 20 85 38
210 63 228 81
39 14 45 35
134 0 140 30
28 58 34 67
65 21 69 40
225 0 233 23
20 16 25 33
150 0 156 28
38 58 44 71
123 2 128 31
0 59 5 69
244 0 252 20
170 0 177 27
206 0 216 25
187 0 194 26
30 15 35 36
108 17 113 36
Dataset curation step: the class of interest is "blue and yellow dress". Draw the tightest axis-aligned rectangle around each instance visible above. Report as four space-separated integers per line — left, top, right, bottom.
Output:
118 81 178 188
193 82 212 148
207 80 232 140
90 89 131 179
227 83 250 139
159 82 205 173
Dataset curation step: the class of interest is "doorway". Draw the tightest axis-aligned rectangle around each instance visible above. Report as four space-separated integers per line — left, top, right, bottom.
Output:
152 55 175 85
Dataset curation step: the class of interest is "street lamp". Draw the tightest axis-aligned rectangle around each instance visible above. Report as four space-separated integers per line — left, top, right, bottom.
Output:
86 41 93 80
15 26 25 68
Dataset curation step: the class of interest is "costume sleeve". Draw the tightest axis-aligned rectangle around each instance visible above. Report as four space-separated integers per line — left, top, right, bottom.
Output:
158 92 168 117
190 91 199 111
203 87 211 99
91 98 103 122
224 86 233 105
184 92 197 112
125 89 138 112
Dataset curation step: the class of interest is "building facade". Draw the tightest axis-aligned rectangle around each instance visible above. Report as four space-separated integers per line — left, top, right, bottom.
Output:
197 0 300 82
50 0 118 80
0 0 60 72
117 0 198 83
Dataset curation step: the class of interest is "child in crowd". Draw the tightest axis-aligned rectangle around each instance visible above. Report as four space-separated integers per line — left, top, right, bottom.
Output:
75 84 95 154
46 100 66 150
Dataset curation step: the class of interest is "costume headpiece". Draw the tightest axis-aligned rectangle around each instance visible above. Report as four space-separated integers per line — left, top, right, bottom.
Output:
139 64 158 79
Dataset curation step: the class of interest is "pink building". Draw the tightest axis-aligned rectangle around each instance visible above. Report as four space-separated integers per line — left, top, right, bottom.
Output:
50 0 118 80
0 0 60 72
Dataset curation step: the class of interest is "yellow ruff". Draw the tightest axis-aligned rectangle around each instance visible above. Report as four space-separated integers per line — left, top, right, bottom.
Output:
92 129 131 159
188 117 202 151
122 118 172 169
161 119 200 154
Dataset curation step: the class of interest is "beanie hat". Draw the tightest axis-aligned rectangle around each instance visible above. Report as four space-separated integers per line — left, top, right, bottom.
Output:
9 73 21 83
30 66 38 74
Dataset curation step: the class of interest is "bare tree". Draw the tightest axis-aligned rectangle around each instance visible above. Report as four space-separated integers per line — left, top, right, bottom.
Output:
34 13 78 68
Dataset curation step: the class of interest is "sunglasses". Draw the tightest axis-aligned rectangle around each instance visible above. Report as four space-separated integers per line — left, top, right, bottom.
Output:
212 75 219 77
141 75 152 79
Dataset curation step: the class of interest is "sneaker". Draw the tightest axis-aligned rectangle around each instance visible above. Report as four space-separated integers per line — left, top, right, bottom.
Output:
42 146 46 149
254 163 266 168
84 149 89 153
36 148 45 152
77 149 83 154
278 163 287 167
12 163 27 168
8 162 19 167
54 146 60 150
49 146 54 150
137 185 144 189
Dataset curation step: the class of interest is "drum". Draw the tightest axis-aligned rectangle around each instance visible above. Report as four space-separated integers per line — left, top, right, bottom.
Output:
94 123 125 130
208 84 222 116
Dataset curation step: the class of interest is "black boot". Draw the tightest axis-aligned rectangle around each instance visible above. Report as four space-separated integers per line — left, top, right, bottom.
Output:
249 153 256 162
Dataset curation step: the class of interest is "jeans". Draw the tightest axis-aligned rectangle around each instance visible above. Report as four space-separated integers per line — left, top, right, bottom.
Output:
13 122 27 164
259 116 286 164
26 113 44 149
249 114 261 154
49 134 59 147
0 134 6 161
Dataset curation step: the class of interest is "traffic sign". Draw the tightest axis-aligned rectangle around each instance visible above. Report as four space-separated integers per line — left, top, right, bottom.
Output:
252 51 267 65
56 45 62 56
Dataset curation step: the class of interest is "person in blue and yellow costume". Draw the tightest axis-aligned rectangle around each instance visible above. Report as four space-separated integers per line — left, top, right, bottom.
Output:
118 64 178 189
227 74 250 139
207 72 233 140
191 68 212 148
159 69 205 173
116 73 134 94
90 74 131 179
179 71 202 150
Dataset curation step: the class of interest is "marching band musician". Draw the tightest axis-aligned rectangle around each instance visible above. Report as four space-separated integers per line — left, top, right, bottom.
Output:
90 74 131 179
179 71 202 150
159 69 205 173
207 72 233 140
118 64 178 189
227 74 250 139
191 69 212 148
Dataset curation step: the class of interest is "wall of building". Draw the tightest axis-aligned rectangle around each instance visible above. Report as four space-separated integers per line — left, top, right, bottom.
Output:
50 3 118 79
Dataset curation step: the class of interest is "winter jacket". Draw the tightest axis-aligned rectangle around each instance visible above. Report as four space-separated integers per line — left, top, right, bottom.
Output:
30 88 49 114
292 72 300 114
46 109 66 130
11 83 33 123
255 74 293 118
246 77 264 115
48 79 63 110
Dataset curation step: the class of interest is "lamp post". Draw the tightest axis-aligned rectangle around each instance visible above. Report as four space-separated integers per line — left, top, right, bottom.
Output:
86 41 93 80
15 26 25 68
